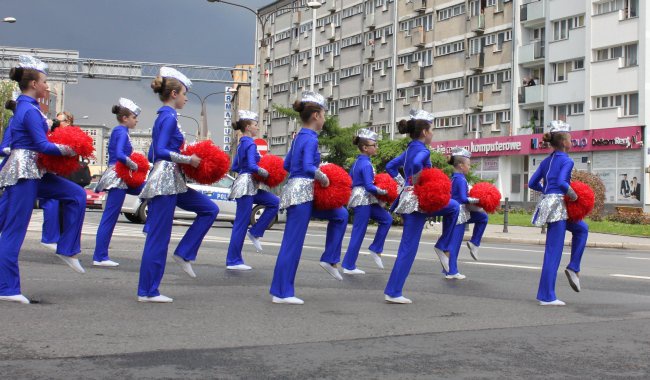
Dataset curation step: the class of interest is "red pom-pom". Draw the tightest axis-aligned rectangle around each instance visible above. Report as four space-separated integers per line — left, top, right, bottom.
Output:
115 152 149 188
374 173 398 204
313 164 352 210
468 182 502 213
413 168 451 213
38 126 95 176
565 181 595 222
181 141 230 185
253 154 287 188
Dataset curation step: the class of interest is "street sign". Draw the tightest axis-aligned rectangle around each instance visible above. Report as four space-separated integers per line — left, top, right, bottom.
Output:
254 138 269 156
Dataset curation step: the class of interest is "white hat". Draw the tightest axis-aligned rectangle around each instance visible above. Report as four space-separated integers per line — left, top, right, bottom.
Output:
119 97 141 116
451 147 471 159
409 109 434 123
159 66 192 89
300 91 328 111
238 110 258 122
357 128 378 141
18 55 48 74
547 120 571 134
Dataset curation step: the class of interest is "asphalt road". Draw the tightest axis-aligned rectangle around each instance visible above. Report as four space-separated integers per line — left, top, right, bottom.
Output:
0 210 649 379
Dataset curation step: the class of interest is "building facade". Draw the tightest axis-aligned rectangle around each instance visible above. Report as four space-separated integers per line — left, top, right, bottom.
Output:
79 124 152 176
257 0 648 210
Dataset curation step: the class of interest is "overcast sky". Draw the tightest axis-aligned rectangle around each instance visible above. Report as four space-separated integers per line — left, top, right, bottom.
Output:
1 0 269 139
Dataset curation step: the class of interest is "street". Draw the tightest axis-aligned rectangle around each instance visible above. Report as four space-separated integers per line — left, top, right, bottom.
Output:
1 209 649 379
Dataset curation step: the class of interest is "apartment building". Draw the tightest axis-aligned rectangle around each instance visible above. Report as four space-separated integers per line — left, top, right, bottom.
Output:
257 0 648 209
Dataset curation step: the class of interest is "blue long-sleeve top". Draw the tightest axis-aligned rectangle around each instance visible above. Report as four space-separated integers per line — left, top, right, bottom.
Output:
0 117 13 157
528 151 573 195
451 172 470 204
107 125 133 166
9 95 62 156
350 154 379 194
231 135 260 174
385 140 431 186
283 127 320 179
148 106 184 163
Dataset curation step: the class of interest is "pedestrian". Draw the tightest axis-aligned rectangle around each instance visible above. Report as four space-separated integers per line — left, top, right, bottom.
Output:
445 147 488 280
136 67 218 303
269 91 348 305
341 128 392 274
383 109 459 304
225 110 279 271
0 56 86 304
529 120 579 306
92 98 145 267
0 95 18 233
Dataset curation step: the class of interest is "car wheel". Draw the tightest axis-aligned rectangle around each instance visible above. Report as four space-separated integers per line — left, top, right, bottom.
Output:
251 205 276 229
137 201 149 224
124 213 140 223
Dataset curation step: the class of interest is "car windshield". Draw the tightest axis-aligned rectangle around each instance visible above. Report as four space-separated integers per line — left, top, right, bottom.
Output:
85 182 98 190
214 177 234 188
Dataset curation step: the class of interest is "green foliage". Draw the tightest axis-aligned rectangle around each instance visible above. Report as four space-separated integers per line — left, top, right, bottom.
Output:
571 169 606 221
0 81 18 141
319 117 363 169
371 137 408 173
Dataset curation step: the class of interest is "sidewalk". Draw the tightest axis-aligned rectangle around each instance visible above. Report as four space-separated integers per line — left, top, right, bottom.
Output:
310 220 650 251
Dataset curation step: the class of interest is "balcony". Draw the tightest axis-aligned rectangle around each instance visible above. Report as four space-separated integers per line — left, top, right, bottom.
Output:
518 40 545 68
412 0 427 13
326 54 335 71
469 52 484 72
292 38 300 53
411 26 425 48
363 109 373 123
324 83 334 99
468 92 484 110
290 65 299 79
293 11 302 26
327 0 337 13
364 45 375 61
518 85 545 109
364 13 375 30
471 14 485 34
327 24 337 42
363 76 374 93
520 1 545 28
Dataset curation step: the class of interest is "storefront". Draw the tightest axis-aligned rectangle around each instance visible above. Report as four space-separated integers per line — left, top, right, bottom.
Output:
431 126 645 206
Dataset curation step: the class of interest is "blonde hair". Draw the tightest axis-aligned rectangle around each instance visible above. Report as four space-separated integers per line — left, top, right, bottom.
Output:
57 111 74 125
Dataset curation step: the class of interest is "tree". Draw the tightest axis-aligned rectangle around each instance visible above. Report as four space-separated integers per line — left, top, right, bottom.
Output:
571 169 606 221
0 80 18 141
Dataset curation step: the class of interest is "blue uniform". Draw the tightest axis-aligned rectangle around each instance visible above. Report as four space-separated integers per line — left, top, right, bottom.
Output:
137 106 218 297
93 125 144 263
529 150 587 302
0 116 14 232
0 95 86 296
226 136 279 266
384 140 459 298
270 128 348 298
341 155 392 271
447 172 488 275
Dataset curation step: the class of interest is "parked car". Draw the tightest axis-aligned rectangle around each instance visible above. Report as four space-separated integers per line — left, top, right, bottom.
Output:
118 175 285 227
85 182 106 209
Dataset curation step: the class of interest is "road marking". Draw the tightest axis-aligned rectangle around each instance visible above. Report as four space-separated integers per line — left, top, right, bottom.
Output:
610 274 650 280
625 257 650 261
464 261 540 270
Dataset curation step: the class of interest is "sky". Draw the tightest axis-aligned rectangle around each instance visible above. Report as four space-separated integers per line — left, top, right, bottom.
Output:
1 0 270 140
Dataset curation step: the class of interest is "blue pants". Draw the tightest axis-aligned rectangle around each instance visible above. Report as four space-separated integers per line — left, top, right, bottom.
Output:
342 204 392 270
93 185 143 262
384 199 459 298
226 190 279 266
0 191 7 232
0 174 86 296
447 211 488 275
537 220 567 302
566 220 588 273
270 201 348 298
137 188 218 297
40 199 60 244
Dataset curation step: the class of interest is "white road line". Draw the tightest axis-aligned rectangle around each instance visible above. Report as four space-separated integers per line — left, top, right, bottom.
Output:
610 274 650 280
464 261 541 270
625 257 650 261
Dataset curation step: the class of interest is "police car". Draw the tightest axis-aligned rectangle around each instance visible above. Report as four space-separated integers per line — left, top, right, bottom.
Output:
118 175 285 227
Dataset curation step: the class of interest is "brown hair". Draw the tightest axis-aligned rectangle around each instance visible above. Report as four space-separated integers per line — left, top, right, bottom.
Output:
57 111 74 125
292 100 323 123
151 76 184 102
397 119 431 140
4 100 16 112
9 67 42 91
352 136 373 151
232 119 256 132
111 105 134 122
543 131 569 149
448 155 469 167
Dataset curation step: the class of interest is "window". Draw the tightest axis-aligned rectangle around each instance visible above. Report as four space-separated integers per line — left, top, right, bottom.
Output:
340 65 362 79
594 93 637 116
435 41 464 56
594 43 637 64
552 61 578 82
342 4 364 19
437 3 465 21
623 93 638 116
573 59 584 70
340 96 360 109
398 14 434 33
593 0 625 16
553 19 568 40
341 34 363 48
482 112 494 124
469 37 483 55
435 115 463 128
435 77 464 92
624 44 638 66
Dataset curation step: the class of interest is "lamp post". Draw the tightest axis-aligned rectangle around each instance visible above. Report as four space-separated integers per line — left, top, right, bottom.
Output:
187 90 233 141
206 0 321 152
177 114 201 142
1 17 16 23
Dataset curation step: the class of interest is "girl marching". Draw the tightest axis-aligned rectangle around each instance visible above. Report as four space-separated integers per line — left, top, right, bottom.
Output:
341 128 392 274
136 67 218 303
0 56 87 304
269 91 349 305
92 98 144 267
383 109 460 304
225 110 279 270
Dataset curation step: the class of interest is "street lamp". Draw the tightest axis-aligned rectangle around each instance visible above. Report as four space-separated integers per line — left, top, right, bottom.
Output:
206 0 321 152
2 17 16 23
177 114 201 142
187 90 236 141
